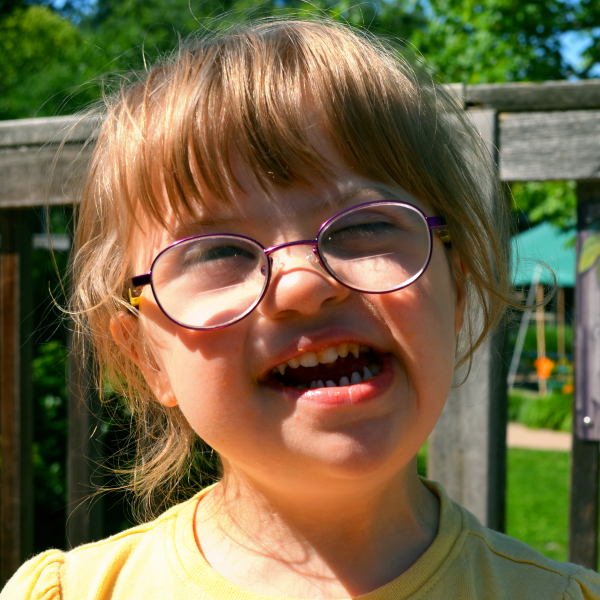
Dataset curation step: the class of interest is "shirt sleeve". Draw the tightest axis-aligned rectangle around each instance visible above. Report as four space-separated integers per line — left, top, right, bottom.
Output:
0 550 64 600
565 568 600 600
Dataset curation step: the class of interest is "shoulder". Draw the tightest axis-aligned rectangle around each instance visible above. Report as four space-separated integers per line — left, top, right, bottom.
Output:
0 549 64 600
458 505 600 599
1 493 202 600
422 479 600 600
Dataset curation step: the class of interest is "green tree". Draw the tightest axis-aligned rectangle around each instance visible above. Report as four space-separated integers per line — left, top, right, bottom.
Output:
0 5 101 119
511 181 577 230
410 0 600 83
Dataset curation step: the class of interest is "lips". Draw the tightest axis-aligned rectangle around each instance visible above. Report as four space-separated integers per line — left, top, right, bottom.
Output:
263 353 395 406
271 347 382 388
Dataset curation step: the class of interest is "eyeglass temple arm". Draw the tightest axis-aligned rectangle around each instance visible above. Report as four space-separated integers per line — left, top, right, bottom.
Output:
427 216 451 245
129 273 151 307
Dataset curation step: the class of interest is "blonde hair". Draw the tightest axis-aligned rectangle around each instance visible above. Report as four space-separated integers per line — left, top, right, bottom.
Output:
70 18 512 520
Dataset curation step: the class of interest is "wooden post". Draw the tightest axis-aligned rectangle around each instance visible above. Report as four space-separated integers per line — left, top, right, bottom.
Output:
569 181 600 570
557 286 565 361
428 109 508 531
536 285 547 396
66 318 104 548
0 209 34 585
429 325 508 530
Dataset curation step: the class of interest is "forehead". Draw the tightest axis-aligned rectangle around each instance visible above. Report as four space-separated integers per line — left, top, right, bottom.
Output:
166 180 427 241
169 130 427 237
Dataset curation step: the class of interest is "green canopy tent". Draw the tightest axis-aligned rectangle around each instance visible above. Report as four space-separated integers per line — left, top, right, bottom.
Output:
508 222 576 391
512 221 575 288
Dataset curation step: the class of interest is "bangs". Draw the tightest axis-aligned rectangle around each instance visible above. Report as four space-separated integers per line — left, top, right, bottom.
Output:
95 20 446 230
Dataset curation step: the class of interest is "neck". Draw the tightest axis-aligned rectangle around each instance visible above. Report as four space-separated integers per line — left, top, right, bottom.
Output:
194 461 439 599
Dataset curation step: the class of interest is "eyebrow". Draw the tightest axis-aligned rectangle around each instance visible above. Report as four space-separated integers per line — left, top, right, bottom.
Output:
170 183 410 239
170 214 254 240
321 184 408 210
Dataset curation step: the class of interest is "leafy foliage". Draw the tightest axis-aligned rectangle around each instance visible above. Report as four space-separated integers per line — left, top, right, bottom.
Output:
0 6 103 119
410 0 600 83
1 0 599 120
508 391 572 431
511 181 577 230
578 232 600 282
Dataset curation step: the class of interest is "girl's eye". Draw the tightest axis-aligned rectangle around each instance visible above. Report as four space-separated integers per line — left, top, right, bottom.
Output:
181 243 257 268
327 221 398 241
195 245 256 262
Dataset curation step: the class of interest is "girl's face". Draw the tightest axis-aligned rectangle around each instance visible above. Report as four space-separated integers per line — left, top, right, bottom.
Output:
130 140 466 499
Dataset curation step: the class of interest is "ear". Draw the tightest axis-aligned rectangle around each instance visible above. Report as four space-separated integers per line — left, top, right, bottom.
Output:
452 254 468 335
110 311 178 408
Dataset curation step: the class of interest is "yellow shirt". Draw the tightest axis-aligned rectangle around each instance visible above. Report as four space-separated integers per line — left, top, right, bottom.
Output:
3 480 600 600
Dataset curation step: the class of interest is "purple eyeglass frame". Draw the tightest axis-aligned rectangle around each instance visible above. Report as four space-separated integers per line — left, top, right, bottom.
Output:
130 200 449 331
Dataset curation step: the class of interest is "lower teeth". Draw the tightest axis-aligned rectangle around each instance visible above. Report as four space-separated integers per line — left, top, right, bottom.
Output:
298 364 381 390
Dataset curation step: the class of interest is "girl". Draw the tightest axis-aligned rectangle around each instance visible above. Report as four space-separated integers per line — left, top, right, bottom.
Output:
3 18 599 600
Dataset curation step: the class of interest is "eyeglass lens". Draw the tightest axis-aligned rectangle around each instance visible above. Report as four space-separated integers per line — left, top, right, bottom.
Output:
319 203 430 293
150 204 431 329
152 235 269 329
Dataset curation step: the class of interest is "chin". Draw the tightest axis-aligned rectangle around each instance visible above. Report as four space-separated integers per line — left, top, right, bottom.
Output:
300 422 410 481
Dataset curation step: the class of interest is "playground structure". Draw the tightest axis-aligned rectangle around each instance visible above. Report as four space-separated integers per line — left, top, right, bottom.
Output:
1 79 600 584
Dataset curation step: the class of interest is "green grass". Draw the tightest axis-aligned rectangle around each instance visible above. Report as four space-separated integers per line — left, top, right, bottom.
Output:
506 448 570 562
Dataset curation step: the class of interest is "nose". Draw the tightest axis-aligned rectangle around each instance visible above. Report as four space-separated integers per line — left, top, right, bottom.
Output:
257 244 351 319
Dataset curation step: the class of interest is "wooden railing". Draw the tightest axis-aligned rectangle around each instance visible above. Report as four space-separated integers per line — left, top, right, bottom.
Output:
1 79 600 583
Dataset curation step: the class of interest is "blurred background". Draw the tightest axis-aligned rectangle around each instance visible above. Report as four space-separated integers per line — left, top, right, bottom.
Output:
1 0 599 563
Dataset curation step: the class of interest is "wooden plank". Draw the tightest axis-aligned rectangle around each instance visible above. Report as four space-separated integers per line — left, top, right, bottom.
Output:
67 331 104 549
428 325 508 530
0 209 34 585
569 436 599 569
568 180 600 570
467 80 600 112
428 109 508 531
499 111 600 181
0 116 100 147
1 106 600 208
0 145 91 208
574 182 600 441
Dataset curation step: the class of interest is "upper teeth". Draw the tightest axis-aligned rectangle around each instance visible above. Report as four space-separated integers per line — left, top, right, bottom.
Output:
273 343 371 376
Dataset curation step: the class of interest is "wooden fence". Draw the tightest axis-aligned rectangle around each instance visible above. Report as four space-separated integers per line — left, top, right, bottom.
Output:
1 79 600 584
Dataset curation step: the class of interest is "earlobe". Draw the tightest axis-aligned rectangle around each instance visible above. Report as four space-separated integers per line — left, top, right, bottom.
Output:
110 311 179 408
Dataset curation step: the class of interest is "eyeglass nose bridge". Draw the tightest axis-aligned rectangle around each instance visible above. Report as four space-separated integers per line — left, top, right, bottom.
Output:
263 239 321 268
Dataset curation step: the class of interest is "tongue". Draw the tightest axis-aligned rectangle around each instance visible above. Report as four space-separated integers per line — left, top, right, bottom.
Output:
278 354 371 386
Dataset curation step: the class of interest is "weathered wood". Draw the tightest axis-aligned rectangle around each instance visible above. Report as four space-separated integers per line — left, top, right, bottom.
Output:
2 95 600 209
67 331 104 549
428 109 508 531
569 435 599 569
536 285 547 396
429 325 508 530
568 180 600 570
0 116 100 147
499 110 600 181
574 182 600 441
557 286 565 360
0 210 34 585
467 80 600 112
0 145 91 208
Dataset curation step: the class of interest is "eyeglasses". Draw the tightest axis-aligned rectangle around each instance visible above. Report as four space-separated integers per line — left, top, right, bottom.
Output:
129 200 450 330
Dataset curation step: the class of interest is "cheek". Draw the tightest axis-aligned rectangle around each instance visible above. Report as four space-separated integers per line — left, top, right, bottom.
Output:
372 263 457 405
145 318 250 431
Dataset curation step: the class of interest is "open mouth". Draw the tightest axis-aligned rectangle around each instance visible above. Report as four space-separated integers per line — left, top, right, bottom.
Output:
270 343 383 390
